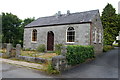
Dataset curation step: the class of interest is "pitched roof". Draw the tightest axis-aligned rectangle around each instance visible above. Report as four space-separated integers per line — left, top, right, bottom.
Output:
25 10 99 27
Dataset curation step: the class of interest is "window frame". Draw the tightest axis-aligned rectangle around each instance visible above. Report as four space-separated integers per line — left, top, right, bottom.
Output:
31 29 37 43
98 30 102 44
66 27 75 43
93 27 97 43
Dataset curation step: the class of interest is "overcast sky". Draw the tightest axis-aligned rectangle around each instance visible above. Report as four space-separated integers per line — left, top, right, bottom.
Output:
0 0 119 19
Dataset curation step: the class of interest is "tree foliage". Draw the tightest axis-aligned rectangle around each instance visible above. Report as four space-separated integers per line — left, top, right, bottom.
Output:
2 13 22 46
101 3 119 45
2 13 35 47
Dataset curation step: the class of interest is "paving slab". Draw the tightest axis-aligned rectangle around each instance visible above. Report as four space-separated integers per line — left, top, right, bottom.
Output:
0 58 43 69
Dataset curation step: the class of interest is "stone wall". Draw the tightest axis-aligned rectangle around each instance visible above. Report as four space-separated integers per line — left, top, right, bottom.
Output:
17 55 47 63
24 23 90 50
23 13 103 54
91 12 103 54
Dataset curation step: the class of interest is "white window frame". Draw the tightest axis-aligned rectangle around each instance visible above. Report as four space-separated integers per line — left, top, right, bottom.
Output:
98 31 102 43
31 29 37 43
66 27 75 43
93 27 97 43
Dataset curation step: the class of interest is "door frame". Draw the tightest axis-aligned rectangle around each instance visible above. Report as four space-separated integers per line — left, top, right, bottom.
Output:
47 31 54 51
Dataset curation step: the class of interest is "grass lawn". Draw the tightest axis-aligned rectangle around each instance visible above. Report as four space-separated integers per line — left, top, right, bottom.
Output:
112 43 118 47
0 48 58 59
0 48 6 53
21 50 57 59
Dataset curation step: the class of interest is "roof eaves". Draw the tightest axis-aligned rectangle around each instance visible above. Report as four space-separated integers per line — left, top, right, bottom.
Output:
24 21 92 28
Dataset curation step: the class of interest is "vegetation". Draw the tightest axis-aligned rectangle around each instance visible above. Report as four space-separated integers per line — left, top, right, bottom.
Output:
2 13 22 46
2 12 34 47
118 41 120 47
23 48 31 51
103 45 114 52
46 62 60 74
36 44 46 52
66 45 95 65
101 3 120 45
21 50 57 59
55 44 63 55
0 48 6 53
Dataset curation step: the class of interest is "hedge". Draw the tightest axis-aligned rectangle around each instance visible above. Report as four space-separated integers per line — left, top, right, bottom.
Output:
103 45 114 52
55 44 63 55
66 45 95 65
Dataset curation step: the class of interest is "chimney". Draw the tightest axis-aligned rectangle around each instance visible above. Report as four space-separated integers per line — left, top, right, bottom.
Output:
58 11 61 16
67 10 70 15
56 11 61 18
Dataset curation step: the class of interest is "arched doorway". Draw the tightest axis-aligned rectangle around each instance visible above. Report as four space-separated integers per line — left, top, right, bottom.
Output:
47 31 54 51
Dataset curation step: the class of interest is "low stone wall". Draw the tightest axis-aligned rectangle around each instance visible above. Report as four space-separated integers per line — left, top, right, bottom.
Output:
0 53 3 57
17 55 47 63
52 46 70 72
2 43 48 64
52 55 71 72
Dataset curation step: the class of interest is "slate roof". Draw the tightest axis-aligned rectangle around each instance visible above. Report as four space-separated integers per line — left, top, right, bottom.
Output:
25 10 99 27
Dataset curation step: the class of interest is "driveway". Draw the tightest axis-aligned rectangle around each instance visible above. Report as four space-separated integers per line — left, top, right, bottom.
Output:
56 47 119 78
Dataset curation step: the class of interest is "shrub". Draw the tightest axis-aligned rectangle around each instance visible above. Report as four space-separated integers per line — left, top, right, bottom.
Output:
36 44 45 52
55 44 63 55
103 45 114 52
66 45 95 65
24 48 31 51
2 54 10 58
118 41 120 47
47 62 60 74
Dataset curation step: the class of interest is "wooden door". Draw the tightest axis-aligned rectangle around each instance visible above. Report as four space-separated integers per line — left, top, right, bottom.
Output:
47 31 54 51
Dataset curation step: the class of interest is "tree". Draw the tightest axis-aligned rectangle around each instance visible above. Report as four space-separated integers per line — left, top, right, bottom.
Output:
117 14 120 32
2 12 35 47
101 3 118 45
116 14 120 46
2 13 22 46
0 14 2 43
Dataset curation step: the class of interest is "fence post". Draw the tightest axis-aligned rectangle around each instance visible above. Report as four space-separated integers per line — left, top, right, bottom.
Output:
6 43 12 57
16 44 21 57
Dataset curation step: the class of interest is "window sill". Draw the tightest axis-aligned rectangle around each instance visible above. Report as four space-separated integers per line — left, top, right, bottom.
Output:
66 42 75 44
93 41 97 44
31 41 37 43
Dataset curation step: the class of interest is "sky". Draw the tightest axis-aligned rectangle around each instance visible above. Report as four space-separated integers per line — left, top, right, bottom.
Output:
0 0 120 20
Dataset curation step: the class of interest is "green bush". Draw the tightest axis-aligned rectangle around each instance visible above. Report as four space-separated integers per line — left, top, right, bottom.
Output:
24 48 31 51
47 62 60 74
2 54 10 58
36 44 45 52
103 45 114 52
66 45 95 65
55 44 63 55
118 41 120 47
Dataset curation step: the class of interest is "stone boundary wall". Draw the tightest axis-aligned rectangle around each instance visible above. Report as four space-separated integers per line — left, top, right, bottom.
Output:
17 55 47 63
52 46 69 72
0 53 3 57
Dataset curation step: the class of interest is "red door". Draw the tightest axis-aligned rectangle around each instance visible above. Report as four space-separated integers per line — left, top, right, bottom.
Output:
47 31 54 51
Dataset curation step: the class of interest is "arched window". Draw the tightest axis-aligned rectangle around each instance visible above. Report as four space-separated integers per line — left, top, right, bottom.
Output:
98 30 102 43
93 27 97 43
32 29 37 41
67 27 75 42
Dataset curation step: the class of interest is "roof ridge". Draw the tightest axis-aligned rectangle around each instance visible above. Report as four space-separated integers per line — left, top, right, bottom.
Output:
37 9 99 19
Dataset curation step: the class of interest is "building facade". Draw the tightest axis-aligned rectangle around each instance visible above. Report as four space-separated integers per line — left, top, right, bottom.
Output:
23 10 103 54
